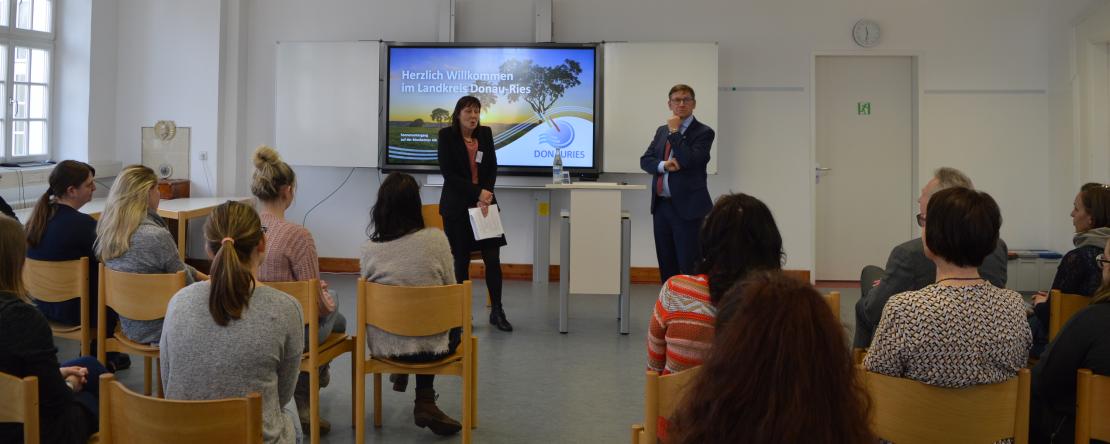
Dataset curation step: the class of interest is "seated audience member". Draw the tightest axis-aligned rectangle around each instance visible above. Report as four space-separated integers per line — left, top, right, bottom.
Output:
0 194 14 220
25 160 128 371
865 187 1030 389
1030 182 1110 357
855 167 1008 348
94 165 201 345
359 172 462 436
250 146 346 434
0 215 109 444
647 193 783 375
667 271 874 444
159 201 303 444
1030 240 1110 443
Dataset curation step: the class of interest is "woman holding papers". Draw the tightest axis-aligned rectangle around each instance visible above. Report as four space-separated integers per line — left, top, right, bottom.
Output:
437 95 512 332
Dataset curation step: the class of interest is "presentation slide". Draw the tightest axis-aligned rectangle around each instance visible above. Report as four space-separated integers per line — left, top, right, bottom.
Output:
385 46 597 169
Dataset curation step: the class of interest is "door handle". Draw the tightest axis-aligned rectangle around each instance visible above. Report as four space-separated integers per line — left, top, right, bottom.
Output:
816 167 831 172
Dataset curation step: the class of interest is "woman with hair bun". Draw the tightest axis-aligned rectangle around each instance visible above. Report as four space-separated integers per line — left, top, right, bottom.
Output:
250 145 345 434
160 200 303 444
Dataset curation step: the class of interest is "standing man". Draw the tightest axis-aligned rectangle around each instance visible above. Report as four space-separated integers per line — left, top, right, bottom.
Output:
640 84 715 283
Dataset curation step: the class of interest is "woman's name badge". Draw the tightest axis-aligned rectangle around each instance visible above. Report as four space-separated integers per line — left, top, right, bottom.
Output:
475 151 484 163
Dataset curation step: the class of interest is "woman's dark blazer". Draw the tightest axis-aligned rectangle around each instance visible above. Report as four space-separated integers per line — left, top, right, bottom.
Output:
437 125 506 252
437 125 498 217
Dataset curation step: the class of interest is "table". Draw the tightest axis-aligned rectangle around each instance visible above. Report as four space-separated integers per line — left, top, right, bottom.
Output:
155 197 254 259
14 196 253 259
545 183 644 334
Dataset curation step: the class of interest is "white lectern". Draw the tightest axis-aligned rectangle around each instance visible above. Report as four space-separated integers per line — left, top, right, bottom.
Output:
544 183 645 334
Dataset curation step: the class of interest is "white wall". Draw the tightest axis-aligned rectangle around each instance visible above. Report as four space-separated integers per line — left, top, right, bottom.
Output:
85 0 1101 271
113 0 222 196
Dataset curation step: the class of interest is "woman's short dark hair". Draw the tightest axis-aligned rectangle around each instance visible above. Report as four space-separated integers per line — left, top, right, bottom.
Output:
924 187 1002 268
449 96 482 134
1079 183 1110 230
368 172 425 242
693 193 784 304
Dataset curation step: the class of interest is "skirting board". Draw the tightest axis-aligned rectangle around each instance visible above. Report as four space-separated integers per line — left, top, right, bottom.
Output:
318 257 665 284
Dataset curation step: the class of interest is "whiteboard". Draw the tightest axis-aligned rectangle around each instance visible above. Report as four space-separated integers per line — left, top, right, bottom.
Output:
602 42 718 174
275 41 380 167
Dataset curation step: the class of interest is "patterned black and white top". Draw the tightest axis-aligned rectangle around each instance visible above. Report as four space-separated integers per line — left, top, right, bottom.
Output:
864 282 1031 388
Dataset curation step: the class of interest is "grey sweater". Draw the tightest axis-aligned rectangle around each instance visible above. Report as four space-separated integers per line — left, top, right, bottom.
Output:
360 228 457 357
105 211 197 344
159 281 303 444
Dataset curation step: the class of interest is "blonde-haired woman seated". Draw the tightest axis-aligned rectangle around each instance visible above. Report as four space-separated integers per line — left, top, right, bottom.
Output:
95 165 205 344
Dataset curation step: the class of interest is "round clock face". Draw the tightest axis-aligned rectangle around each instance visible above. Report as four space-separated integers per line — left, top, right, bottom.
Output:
853 19 880 48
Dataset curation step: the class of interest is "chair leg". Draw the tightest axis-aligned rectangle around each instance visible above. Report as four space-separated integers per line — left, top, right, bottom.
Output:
471 336 478 429
143 356 152 396
155 357 163 398
351 357 357 427
355 367 365 444
310 368 320 444
373 373 383 428
463 358 472 444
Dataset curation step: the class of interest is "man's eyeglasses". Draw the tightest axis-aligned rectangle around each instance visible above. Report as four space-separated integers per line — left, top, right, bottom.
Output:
669 97 695 105
1097 253 1110 267
916 214 926 228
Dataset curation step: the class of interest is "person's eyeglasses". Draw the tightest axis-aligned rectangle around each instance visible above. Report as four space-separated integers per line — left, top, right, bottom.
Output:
916 214 926 228
669 97 695 105
1097 253 1110 267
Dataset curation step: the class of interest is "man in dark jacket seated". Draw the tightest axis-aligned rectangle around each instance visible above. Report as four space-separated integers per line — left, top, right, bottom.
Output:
854 167 1009 348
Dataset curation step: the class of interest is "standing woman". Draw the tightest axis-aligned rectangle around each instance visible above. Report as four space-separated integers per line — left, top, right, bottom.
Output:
437 95 511 331
25 160 127 370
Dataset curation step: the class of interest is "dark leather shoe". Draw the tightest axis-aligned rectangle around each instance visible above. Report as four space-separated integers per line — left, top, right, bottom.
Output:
489 308 513 332
390 374 408 392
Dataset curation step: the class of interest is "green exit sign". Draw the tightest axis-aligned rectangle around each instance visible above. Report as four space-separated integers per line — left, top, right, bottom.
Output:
858 102 871 115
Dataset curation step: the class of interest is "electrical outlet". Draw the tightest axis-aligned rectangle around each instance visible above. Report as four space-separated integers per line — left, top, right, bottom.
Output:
199 151 208 161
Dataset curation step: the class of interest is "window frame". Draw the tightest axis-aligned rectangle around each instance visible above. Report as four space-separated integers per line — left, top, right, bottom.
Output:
0 0 54 162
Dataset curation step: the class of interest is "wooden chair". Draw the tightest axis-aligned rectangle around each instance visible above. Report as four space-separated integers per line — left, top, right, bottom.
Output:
97 264 186 397
97 373 262 443
861 367 1030 443
1048 290 1089 341
0 372 38 444
783 269 811 283
630 367 701 444
23 257 93 356
825 290 841 322
263 279 355 444
1076 369 1110 443
355 280 477 444
421 203 491 307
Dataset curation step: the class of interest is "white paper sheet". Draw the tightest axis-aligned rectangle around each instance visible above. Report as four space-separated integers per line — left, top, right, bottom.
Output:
469 204 505 240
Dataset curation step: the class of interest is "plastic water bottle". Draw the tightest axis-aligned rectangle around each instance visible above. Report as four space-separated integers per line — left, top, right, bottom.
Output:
552 149 563 184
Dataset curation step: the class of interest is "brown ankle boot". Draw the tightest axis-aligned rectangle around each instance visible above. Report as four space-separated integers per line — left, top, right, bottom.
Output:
295 373 331 435
413 388 461 436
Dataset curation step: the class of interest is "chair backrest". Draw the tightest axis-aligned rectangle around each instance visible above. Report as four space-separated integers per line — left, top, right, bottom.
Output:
263 279 320 325
862 367 1030 443
99 264 186 321
0 372 38 444
421 204 444 230
98 373 262 443
824 291 840 322
1077 369 1110 443
1048 290 1089 341
783 269 811 283
358 280 471 337
642 366 701 444
23 257 89 303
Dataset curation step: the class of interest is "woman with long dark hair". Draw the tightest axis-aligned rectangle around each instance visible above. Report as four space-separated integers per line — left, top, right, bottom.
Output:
24 160 127 370
359 172 463 436
159 201 303 444
647 193 782 375
437 95 511 332
668 271 874 444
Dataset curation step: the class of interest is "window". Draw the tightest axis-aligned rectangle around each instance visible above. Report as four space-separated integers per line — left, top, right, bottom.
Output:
0 0 52 161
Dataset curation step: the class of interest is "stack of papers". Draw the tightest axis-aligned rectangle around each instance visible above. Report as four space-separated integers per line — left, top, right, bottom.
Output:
468 204 505 240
